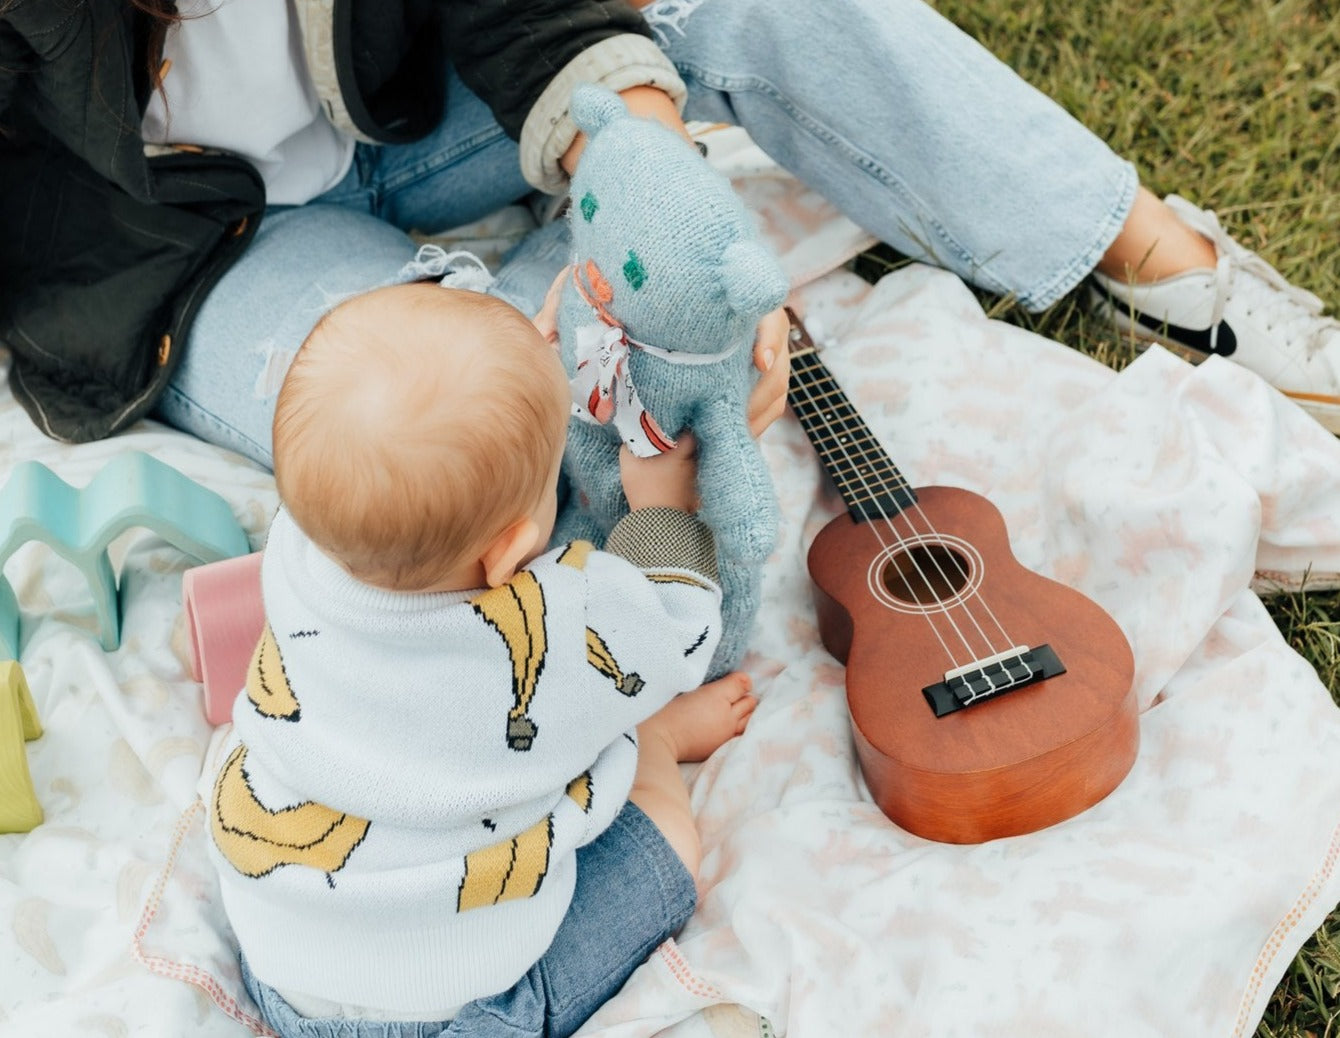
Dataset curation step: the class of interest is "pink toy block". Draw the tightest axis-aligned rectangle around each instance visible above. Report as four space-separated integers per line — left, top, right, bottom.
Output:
182 551 264 725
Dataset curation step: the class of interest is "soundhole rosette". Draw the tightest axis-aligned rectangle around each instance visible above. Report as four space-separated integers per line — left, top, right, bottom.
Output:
867 535 983 615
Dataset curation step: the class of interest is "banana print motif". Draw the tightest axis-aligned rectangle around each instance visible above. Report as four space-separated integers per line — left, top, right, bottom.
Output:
470 574 548 751
211 745 370 879
565 771 593 812
457 817 553 912
646 572 714 591
247 625 301 721
585 628 644 697
556 541 594 571
457 773 594 911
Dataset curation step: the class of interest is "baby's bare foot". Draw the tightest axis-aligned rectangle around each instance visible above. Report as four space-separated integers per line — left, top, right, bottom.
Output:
643 672 757 763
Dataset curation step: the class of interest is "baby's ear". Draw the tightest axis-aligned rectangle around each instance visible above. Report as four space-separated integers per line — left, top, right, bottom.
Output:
480 517 542 589
720 240 790 320
570 83 627 136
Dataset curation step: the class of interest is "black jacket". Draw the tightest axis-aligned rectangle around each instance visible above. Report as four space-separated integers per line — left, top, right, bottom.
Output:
0 0 653 442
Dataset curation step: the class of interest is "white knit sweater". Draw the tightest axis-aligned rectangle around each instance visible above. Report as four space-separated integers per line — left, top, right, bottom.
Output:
208 506 721 1016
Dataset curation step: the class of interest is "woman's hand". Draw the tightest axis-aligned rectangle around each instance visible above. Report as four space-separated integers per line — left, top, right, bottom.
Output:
746 306 792 439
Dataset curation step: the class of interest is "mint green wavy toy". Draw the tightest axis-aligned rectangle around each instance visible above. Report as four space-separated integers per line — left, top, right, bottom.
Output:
0 450 250 833
0 451 250 654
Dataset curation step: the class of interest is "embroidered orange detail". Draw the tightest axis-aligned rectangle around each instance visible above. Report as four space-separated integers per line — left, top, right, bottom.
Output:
584 260 614 304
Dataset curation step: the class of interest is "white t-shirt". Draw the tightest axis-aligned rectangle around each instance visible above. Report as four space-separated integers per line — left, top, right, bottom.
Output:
141 0 355 205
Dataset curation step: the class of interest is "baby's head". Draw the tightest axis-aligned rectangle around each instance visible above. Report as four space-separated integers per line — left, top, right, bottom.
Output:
273 283 570 592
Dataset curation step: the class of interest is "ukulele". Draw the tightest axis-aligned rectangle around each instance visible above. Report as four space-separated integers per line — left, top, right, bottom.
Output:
786 310 1138 843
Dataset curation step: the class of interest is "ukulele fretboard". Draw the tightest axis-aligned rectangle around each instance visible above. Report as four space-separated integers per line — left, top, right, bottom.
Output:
786 317 916 523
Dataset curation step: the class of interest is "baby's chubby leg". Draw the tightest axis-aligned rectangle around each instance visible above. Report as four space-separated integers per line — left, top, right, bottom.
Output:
630 674 757 876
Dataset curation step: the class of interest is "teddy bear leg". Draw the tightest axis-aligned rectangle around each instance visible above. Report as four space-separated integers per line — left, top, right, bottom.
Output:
551 454 605 547
693 402 779 565
562 420 629 534
705 554 765 678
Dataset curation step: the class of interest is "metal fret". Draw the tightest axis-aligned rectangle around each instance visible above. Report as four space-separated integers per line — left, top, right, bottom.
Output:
785 317 917 520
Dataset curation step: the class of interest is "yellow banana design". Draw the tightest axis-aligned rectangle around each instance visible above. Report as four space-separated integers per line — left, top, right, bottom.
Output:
585 628 644 697
565 771 593 813
457 816 553 911
646 572 713 591
211 745 370 879
457 773 594 911
247 625 301 721
556 541 593 571
470 573 548 751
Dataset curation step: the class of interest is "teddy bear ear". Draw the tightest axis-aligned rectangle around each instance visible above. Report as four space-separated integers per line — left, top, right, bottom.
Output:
720 241 790 319
570 84 628 135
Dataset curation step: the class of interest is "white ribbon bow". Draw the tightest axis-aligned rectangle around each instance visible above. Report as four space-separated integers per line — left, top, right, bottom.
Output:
569 323 677 457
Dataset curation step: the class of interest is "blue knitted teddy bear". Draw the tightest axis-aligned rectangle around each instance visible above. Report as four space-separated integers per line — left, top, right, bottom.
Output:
553 84 789 677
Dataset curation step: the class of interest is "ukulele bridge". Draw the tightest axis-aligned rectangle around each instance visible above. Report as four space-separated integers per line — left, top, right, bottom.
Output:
923 644 1066 718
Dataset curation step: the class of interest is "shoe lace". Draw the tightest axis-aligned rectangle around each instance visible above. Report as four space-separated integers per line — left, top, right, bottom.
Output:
1165 195 1340 357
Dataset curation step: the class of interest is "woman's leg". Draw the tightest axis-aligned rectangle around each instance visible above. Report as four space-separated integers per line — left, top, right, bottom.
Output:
154 69 532 467
1096 188 1217 281
641 0 1339 430
641 0 1139 311
153 206 416 468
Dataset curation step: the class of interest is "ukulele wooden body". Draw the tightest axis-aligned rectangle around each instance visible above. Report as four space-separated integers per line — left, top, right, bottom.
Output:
807 486 1139 844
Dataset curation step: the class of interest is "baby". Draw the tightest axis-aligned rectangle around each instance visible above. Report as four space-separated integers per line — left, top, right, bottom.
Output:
207 282 756 1038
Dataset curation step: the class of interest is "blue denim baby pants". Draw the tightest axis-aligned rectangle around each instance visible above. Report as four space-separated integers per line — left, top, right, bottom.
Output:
240 802 697 1038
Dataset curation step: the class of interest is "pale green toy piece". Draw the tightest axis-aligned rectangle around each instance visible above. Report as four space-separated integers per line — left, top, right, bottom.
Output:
0 451 251 652
0 661 43 833
0 582 17 664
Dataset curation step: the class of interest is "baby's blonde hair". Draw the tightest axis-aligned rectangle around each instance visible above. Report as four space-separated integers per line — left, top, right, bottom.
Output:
273 283 569 590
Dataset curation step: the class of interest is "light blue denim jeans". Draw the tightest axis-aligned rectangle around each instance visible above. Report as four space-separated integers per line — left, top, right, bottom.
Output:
154 0 1137 468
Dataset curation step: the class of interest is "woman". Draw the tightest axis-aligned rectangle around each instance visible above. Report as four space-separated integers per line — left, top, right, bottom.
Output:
0 0 1335 469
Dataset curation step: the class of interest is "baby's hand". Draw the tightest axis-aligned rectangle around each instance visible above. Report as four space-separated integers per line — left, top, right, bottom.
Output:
621 432 698 513
531 266 569 346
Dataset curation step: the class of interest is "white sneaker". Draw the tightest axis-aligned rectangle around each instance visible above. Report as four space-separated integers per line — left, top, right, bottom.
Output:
1088 194 1340 433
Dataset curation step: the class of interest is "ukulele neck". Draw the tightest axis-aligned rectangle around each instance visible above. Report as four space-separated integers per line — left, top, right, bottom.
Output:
785 315 917 523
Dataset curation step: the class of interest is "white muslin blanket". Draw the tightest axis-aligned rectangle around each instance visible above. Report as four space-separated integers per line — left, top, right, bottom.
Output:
2 128 1339 1037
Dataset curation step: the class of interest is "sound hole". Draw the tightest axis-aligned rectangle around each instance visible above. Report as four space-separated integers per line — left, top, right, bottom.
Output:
881 544 971 604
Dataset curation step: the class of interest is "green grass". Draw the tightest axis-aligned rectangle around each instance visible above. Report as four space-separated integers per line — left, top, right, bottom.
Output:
856 1 1339 1032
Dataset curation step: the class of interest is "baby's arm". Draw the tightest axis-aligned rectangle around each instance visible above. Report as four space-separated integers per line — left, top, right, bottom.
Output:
531 265 568 345
570 433 722 706
578 510 721 703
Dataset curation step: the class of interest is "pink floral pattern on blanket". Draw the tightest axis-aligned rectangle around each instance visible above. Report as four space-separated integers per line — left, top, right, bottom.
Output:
3 155 1340 1037
581 268 1340 1037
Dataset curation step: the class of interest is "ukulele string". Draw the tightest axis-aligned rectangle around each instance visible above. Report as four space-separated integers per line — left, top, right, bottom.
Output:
791 350 1027 681
796 350 1030 683
789 353 978 669
830 396 1022 666
876 408 1032 680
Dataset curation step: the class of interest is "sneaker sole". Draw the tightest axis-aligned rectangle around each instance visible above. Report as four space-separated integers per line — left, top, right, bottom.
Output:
1103 317 1340 436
